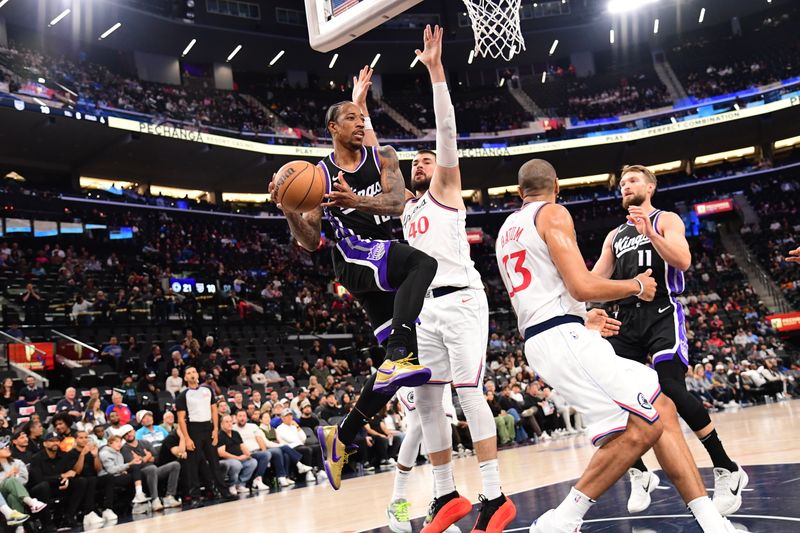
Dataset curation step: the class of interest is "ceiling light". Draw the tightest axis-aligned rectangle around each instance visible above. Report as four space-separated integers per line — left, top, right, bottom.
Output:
182 38 197 57
48 8 71 27
499 78 505 87
33 97 48 107
549 39 559 56
468 50 475 65
329 53 339 69
269 50 285 66
226 45 242 62
0 1 11 9
37 77 45 84
698 8 706 23
609 29 615 44
670 116 677 124
607 0 658 14
410 55 419 69
653 18 659 34
541 71 547 84
370 53 381 69
99 22 122 40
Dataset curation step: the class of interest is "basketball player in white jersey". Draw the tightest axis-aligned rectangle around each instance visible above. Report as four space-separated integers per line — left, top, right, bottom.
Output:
389 26 516 533
496 159 741 533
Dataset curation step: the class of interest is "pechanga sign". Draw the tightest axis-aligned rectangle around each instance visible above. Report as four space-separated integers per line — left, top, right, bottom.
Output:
694 198 734 217
107 94 800 160
767 312 800 333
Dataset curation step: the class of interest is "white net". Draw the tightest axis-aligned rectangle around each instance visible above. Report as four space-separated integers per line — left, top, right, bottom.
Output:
462 0 526 61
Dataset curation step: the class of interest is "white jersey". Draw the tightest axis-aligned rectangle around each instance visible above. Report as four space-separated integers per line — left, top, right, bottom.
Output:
495 201 586 333
402 190 483 290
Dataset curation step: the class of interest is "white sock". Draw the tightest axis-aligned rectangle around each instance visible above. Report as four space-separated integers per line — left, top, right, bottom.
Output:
554 487 595 523
688 496 726 531
479 459 502 500
0 504 13 518
22 497 33 506
432 463 456 498
392 467 411 501
135 485 145 497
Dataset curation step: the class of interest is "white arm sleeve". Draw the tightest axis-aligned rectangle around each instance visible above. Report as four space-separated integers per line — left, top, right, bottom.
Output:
432 81 458 168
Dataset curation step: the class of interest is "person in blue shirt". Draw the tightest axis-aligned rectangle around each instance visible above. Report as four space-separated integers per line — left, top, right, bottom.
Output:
134 411 168 452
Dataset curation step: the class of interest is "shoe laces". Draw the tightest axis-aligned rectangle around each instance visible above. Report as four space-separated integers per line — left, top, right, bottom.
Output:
713 467 731 490
392 354 418 368
474 494 503 530
393 500 410 522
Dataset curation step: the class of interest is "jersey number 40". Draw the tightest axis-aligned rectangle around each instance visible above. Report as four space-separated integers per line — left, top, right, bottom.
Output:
407 216 430 238
501 250 532 298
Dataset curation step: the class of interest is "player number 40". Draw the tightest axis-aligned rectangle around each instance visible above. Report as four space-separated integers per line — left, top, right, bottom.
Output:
501 250 532 298
407 216 430 238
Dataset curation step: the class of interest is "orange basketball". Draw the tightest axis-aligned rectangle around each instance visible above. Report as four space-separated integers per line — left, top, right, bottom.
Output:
272 160 326 213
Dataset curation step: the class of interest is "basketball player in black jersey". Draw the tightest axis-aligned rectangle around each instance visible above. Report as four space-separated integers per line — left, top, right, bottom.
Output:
269 67 437 491
593 165 747 516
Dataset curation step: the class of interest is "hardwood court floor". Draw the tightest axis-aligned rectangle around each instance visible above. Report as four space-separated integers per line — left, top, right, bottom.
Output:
106 400 800 533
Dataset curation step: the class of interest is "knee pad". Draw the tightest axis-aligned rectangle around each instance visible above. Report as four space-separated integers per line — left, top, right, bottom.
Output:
660 377 711 432
456 386 496 442
414 384 452 453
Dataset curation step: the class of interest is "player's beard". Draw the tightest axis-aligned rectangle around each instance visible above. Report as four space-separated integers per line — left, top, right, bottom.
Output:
622 192 646 209
411 173 432 193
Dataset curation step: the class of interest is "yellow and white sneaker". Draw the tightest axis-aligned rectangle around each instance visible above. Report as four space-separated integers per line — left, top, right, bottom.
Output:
374 354 431 394
317 425 356 490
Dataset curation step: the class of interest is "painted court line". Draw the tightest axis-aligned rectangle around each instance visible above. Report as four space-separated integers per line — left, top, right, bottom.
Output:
503 513 800 532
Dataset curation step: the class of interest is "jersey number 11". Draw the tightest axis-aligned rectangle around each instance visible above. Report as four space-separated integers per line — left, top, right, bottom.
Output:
638 249 652 267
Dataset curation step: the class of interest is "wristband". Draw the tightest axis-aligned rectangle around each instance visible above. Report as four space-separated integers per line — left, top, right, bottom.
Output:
363 117 373 130
634 278 644 297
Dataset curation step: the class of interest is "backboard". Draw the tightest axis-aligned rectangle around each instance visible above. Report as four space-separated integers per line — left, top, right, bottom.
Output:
304 0 423 53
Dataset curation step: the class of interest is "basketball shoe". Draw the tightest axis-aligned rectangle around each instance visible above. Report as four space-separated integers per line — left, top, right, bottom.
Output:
712 465 749 515
374 353 432 394
317 425 356 490
471 493 517 533
421 491 472 533
627 468 660 513
387 498 412 533
529 509 580 533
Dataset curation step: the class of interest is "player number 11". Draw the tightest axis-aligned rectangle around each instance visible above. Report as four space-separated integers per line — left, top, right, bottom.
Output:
638 249 652 267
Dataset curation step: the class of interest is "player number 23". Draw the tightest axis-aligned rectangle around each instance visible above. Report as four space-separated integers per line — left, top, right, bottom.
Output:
407 216 430 238
501 250 532 297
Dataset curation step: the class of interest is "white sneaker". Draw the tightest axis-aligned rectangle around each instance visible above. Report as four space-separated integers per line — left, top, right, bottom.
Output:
132 491 150 504
28 498 47 513
306 471 316 482
237 484 250 494
163 495 182 508
253 478 271 491
228 485 238 496
131 502 149 515
627 468 660 513
102 508 118 522
713 465 749 515
541 432 552 441
151 497 164 512
277 477 292 487
296 462 313 474
83 511 105 527
387 498 412 533
529 509 581 533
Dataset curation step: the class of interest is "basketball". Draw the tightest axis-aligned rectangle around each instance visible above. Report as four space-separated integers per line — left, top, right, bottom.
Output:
273 160 326 213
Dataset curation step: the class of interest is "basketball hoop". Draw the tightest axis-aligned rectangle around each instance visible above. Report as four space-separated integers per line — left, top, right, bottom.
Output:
462 0 526 61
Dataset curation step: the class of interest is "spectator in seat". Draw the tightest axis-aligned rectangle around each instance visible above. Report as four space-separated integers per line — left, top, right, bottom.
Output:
0 435 48 521
51 413 77 452
166 351 185 377
0 378 16 409
98 434 152 515
485 390 514 446
364 408 395 469
134 410 168 452
78 398 106 433
10 430 33 464
228 392 246 415
28 431 90 528
249 390 264 411
297 400 320 430
311 358 330 383
166 367 183 398
258 411 314 483
159 411 176 435
105 411 123 439
250 364 267 386
56 388 84 420
21 421 44 454
105 392 132 426
318 392 344 421
120 425 181 511
91 425 107 448
18 377 45 408
98 337 123 370
231 410 275 490
21 284 44 325
275 408 318 478
217 414 257 495
64 430 111 528
758 358 785 400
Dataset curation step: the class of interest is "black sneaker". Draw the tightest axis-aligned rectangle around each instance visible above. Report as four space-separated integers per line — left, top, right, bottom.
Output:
472 493 517 532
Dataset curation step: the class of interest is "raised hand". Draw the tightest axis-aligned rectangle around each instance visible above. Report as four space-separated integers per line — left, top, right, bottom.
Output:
786 247 800 263
352 65 373 108
414 24 444 70
626 206 654 238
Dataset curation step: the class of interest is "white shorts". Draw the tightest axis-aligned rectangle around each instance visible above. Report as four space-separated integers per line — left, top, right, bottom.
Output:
523 322 662 447
417 287 488 387
396 386 456 418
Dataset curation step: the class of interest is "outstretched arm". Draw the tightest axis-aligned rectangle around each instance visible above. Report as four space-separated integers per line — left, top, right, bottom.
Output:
416 25 462 199
269 173 323 251
352 65 380 147
322 146 405 216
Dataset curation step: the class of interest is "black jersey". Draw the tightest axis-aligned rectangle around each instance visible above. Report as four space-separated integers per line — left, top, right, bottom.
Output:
610 209 685 305
318 145 394 241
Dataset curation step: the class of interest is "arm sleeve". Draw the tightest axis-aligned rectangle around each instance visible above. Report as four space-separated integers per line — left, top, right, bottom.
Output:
432 82 458 168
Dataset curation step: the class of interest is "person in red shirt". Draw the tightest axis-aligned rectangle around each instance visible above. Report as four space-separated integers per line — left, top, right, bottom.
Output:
104 392 132 425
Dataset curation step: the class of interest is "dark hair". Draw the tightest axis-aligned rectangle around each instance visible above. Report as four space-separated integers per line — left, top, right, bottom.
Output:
52 412 73 426
184 365 197 375
415 149 436 159
325 101 352 128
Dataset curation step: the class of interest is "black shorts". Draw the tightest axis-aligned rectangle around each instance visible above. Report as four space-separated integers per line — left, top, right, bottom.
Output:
332 238 418 346
607 297 689 367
